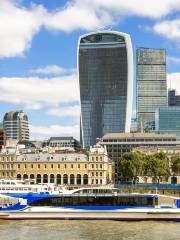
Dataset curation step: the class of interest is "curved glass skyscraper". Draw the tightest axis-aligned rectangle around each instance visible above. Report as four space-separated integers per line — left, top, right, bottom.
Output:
78 31 133 148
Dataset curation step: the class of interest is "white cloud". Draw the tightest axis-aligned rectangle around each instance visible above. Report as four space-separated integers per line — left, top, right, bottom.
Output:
44 1 112 32
47 105 80 118
0 0 45 58
153 19 180 41
90 0 180 19
44 0 180 32
29 65 74 75
167 72 180 94
0 74 79 109
30 124 79 140
1 0 180 57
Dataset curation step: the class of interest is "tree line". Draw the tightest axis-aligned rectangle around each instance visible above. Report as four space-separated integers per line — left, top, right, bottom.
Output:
119 152 180 184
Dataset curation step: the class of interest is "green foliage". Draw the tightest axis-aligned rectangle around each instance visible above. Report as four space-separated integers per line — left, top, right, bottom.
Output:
119 152 146 183
119 151 170 183
171 155 180 175
146 152 170 183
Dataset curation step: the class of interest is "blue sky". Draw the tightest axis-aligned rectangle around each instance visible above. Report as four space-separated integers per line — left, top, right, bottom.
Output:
0 0 180 140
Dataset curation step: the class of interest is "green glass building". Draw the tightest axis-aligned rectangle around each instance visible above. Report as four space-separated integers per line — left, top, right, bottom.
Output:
155 106 180 139
137 48 167 132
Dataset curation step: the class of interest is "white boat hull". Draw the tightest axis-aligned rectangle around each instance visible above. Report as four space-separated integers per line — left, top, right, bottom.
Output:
1 207 180 221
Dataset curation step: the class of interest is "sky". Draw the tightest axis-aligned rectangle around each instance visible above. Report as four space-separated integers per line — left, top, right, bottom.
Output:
0 0 180 140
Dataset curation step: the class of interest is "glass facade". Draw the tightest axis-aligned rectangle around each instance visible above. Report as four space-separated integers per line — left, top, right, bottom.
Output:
137 48 167 132
155 106 180 139
168 89 180 106
78 32 133 148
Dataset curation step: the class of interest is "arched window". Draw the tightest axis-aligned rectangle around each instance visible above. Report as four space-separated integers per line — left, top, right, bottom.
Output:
171 176 177 184
57 174 61 185
50 174 55 183
17 174 21 180
43 174 48 183
23 174 28 180
30 174 35 184
77 174 81 185
37 174 41 184
63 174 68 184
70 174 75 185
30 174 34 179
83 174 88 185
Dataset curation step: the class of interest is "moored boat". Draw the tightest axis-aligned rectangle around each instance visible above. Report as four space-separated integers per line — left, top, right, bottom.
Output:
0 187 180 221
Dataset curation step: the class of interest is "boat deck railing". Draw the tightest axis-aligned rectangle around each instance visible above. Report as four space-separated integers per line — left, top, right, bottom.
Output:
114 183 180 190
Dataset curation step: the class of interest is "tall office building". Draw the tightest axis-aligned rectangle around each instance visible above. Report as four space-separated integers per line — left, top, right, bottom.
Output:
78 31 133 148
155 106 180 139
137 48 167 132
168 89 180 106
3 110 30 141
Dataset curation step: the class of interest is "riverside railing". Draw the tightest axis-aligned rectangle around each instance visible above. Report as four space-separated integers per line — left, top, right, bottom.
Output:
114 183 180 190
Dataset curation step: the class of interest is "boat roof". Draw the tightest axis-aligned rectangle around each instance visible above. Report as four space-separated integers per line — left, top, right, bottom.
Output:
60 187 159 197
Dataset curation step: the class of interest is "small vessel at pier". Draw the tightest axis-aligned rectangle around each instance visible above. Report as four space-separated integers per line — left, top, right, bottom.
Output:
0 179 60 197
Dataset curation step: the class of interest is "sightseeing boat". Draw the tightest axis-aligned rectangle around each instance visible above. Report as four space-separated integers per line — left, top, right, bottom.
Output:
0 178 61 206
0 187 180 221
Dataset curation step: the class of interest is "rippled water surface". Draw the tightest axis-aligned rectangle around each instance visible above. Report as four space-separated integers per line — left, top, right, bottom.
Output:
0 220 179 240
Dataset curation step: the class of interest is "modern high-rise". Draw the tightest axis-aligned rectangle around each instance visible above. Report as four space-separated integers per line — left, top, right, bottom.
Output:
78 31 133 148
155 106 180 139
137 48 167 132
3 111 30 141
168 89 180 106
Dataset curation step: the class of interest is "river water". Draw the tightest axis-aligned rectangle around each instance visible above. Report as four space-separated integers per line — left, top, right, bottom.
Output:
0 220 179 240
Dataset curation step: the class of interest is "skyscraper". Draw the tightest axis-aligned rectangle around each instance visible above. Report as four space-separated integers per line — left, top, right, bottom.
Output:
155 106 180 139
168 89 180 106
78 31 133 148
137 48 167 132
3 110 30 141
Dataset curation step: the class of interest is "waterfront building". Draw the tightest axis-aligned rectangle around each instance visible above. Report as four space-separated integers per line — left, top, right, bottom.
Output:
168 89 180 106
155 106 180 139
133 145 180 184
0 144 17 179
89 145 114 185
3 111 29 141
98 133 180 182
137 48 167 132
78 31 133 148
0 129 6 150
0 145 114 186
43 137 81 151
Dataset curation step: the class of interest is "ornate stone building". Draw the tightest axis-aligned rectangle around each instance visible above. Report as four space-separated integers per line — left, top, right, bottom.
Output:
0 144 114 186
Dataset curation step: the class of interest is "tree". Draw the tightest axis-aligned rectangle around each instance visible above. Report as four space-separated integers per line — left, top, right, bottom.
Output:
119 152 146 183
145 152 170 183
171 155 180 175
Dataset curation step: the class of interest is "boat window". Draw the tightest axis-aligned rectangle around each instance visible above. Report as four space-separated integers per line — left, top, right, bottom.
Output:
30 195 155 207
